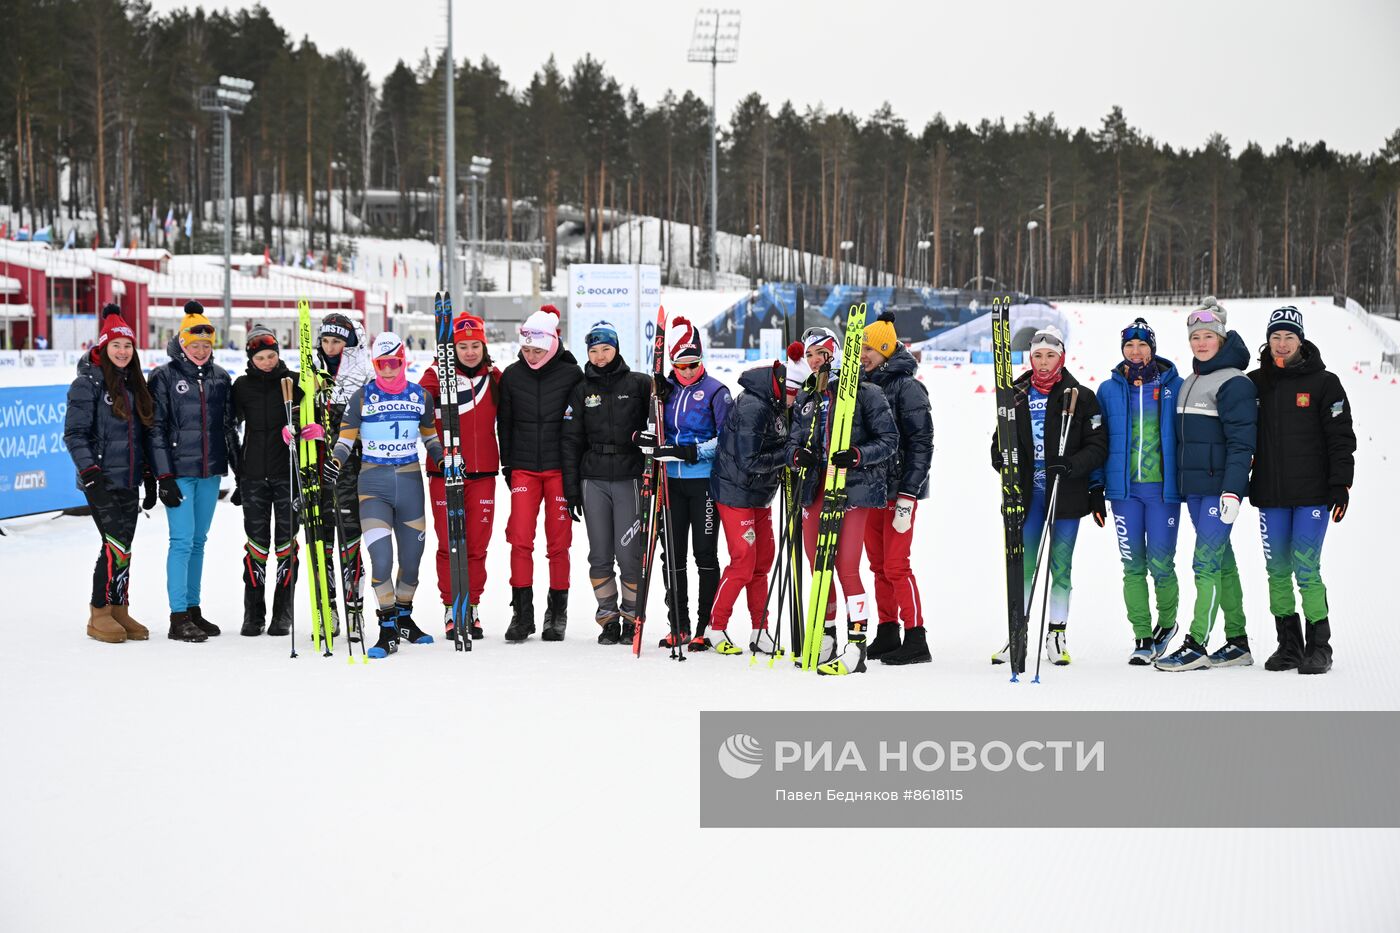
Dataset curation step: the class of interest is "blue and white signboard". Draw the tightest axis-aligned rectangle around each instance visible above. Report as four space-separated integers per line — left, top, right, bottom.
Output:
566 264 660 369
0 384 82 519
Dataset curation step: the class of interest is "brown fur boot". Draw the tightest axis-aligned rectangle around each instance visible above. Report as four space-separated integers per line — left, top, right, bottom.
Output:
87 605 127 644
109 604 149 640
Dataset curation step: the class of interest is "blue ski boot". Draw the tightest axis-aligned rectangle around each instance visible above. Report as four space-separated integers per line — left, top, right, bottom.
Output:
367 608 399 659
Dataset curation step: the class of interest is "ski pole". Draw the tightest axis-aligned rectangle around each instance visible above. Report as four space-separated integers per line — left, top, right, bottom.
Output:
281 376 300 659
1031 387 1078 684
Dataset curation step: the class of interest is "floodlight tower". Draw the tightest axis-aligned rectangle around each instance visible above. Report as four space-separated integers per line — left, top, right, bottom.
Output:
688 8 740 289
199 75 254 345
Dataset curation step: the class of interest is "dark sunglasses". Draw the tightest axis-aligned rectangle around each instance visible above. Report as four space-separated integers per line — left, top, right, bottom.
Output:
673 361 700 371
186 324 216 337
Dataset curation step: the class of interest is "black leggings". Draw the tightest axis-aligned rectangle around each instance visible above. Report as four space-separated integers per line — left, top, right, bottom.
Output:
86 486 140 607
660 476 720 635
241 475 299 594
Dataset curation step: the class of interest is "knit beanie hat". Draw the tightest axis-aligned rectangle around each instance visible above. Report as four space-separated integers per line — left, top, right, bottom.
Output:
92 303 136 364
668 317 703 364
863 310 898 359
452 312 486 344
1120 317 1156 353
1028 325 1065 357
520 305 562 352
1266 305 1304 340
1187 296 1228 340
178 301 215 347
784 340 812 392
321 312 358 346
245 323 279 359
585 320 620 349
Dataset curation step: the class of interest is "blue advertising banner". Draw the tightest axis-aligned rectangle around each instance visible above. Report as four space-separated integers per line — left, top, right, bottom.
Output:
0 384 83 519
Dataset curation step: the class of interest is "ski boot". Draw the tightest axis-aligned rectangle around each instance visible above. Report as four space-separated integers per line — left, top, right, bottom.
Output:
1207 636 1253 668
1128 638 1154 666
86 605 126 644
619 613 636 646
505 587 536 642
749 627 778 656
658 629 691 649
713 630 743 656
865 621 902 661
367 608 399 659
1265 614 1304 671
241 587 266 637
108 603 148 640
187 605 220 637
991 643 1009 664
688 634 713 652
1150 622 1178 660
468 604 484 641
818 625 867 676
442 605 472 651
1045 624 1070 666
882 625 931 666
396 603 434 646
1154 635 1209 671
167 610 207 643
815 624 839 667
541 589 568 641
1300 619 1332 674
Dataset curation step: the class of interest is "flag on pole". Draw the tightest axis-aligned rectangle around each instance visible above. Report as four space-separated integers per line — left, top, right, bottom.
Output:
0 222 7 239
184 210 194 239
164 208 176 236
63 228 76 249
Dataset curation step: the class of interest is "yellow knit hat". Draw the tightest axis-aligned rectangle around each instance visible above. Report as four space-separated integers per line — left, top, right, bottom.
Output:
863 311 898 358
178 301 215 347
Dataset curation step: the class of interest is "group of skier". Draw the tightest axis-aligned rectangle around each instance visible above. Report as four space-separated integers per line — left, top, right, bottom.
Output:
988 297 1354 675
63 293 1354 676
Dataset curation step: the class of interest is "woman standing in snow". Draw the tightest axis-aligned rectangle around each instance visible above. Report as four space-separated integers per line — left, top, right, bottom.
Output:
148 302 237 643
988 326 1107 668
329 332 444 659
1154 297 1257 671
64 304 157 644
1246 306 1355 675
1093 318 1185 665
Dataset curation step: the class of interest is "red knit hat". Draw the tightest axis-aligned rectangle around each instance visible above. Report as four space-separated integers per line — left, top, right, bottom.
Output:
91 303 136 363
452 312 486 344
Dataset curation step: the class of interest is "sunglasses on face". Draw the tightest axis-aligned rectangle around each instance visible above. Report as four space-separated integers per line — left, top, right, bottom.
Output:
1187 310 1221 326
186 324 216 337
673 362 700 371
375 359 404 370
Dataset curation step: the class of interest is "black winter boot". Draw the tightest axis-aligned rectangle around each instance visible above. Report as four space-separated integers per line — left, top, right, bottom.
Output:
168 611 208 643
241 587 266 637
541 589 569 641
268 582 294 637
597 620 621 645
368 607 399 659
1265 613 1305 671
505 587 536 642
187 605 220 637
865 621 902 660
882 625 932 665
1300 619 1332 674
620 615 636 645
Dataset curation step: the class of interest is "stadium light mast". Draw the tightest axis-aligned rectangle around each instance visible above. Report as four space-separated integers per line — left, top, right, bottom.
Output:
199 75 254 346
688 8 740 290
444 0 458 299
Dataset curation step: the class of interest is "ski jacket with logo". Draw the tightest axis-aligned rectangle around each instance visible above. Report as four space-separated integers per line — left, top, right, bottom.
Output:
497 348 583 473
863 345 933 501
1175 331 1256 499
786 374 899 510
660 369 733 480
711 364 790 509
419 359 502 477
560 355 652 500
64 354 153 490
148 336 236 479
232 359 304 482
1247 341 1355 507
1093 356 1184 503
988 369 1108 519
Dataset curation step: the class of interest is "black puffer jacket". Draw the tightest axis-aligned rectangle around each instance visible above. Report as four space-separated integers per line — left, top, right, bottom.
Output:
232 360 304 482
560 355 651 500
1247 341 1356 507
711 364 790 508
63 355 153 490
786 374 900 509
989 370 1108 520
864 345 934 500
148 335 236 478
497 348 583 473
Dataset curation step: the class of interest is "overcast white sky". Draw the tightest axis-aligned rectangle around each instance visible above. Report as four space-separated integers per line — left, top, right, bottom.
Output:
150 0 1400 154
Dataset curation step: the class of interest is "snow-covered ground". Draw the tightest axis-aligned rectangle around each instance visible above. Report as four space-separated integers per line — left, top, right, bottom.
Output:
3 296 1398 930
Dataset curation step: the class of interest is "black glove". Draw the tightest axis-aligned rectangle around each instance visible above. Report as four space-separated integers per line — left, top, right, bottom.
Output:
653 377 672 403
1330 486 1349 523
655 442 698 464
141 472 158 511
157 476 183 509
230 484 243 507
1088 487 1107 528
566 495 583 522
502 467 513 487
79 466 111 508
791 447 817 470
322 456 341 485
1045 456 1070 480
633 430 658 455
830 447 861 469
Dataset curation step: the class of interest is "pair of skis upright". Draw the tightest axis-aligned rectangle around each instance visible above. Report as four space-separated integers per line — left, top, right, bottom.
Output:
433 292 473 652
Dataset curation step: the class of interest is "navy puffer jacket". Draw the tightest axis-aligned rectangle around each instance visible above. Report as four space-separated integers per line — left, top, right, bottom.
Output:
785 373 899 509
863 345 933 500
148 335 236 478
63 355 153 490
711 364 791 508
1175 330 1257 498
